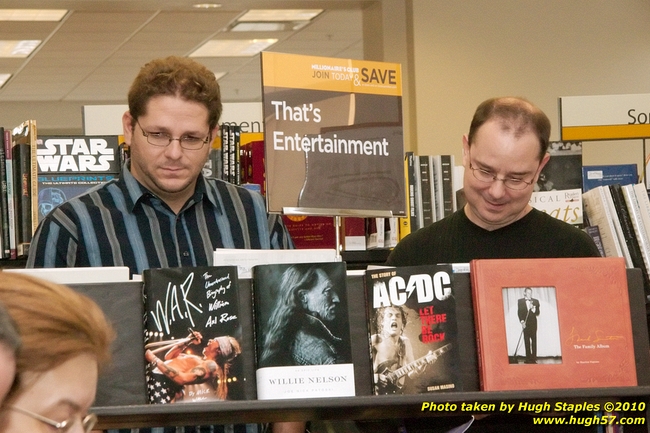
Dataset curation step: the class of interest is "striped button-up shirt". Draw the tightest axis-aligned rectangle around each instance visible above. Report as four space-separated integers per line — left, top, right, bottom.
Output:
27 163 293 275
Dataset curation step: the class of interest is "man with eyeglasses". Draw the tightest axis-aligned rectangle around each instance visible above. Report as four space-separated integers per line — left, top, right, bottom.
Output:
387 96 599 267
383 97 600 433
27 56 293 275
26 56 294 433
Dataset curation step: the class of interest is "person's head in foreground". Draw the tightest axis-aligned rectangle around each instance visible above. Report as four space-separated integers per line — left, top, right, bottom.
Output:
0 273 114 433
0 301 20 404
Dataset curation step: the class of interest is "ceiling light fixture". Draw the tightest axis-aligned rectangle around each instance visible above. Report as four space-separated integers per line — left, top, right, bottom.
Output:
193 3 222 9
0 73 11 88
0 9 67 21
230 22 287 32
190 39 278 57
237 9 322 22
0 40 41 58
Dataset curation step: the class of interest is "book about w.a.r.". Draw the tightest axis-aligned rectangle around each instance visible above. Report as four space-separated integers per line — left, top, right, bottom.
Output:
364 264 461 395
252 261 355 400
142 266 249 404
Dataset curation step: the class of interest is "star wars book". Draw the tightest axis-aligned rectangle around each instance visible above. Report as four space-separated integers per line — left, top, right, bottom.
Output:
470 257 637 391
364 264 462 395
252 261 355 399
142 266 250 404
36 135 121 222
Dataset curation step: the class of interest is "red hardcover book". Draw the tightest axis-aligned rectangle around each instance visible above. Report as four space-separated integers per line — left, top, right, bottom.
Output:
281 215 337 249
470 257 637 391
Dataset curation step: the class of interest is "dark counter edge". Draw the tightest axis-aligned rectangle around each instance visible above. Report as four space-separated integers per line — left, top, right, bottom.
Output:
94 386 650 429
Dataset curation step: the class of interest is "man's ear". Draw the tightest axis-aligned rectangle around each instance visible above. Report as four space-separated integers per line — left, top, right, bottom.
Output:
122 112 135 146
534 152 551 182
462 135 470 167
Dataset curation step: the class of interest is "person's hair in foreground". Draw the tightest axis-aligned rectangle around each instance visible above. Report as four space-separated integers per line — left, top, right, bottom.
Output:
0 272 114 432
0 301 20 404
127 55 223 130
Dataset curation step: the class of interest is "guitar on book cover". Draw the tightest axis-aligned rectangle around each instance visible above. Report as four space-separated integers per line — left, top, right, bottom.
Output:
375 343 452 394
142 266 248 404
365 264 461 395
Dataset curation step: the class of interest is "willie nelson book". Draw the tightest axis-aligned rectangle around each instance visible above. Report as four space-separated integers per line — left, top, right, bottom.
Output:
142 266 249 403
252 261 355 399
364 264 461 395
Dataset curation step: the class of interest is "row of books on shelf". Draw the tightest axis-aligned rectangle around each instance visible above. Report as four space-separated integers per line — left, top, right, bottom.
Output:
0 121 39 260
583 182 650 297
0 124 128 260
399 151 459 238
15 254 643 407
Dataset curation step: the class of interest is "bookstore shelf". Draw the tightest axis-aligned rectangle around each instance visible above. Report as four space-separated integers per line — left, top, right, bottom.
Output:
93 387 650 429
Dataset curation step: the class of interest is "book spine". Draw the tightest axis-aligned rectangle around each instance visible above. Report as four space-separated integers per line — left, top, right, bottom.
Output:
229 125 237 184
13 141 31 257
233 125 241 185
407 152 419 231
607 184 636 269
430 155 443 221
399 151 412 239
440 155 454 218
582 187 623 259
621 184 650 294
418 156 433 228
28 121 38 238
0 128 7 258
4 130 16 259
221 124 230 182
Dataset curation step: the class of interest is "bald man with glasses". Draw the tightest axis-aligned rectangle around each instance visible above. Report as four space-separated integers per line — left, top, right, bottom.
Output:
387 96 600 267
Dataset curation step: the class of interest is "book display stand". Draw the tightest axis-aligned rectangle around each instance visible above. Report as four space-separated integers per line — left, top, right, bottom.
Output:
72 269 650 430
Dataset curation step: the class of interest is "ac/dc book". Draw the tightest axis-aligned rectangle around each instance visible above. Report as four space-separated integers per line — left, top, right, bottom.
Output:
252 261 355 399
364 264 461 395
470 257 637 391
142 266 249 404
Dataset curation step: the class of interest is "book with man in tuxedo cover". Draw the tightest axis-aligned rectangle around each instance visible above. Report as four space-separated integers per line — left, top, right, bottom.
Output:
252 261 355 400
470 257 637 391
142 266 249 404
364 264 462 395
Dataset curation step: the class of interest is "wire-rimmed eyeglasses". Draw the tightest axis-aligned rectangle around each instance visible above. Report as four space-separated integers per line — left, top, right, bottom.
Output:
10 405 98 433
467 150 537 191
137 120 209 150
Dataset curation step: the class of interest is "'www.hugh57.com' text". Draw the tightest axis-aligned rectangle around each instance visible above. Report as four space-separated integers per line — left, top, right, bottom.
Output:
421 400 646 414
420 401 647 426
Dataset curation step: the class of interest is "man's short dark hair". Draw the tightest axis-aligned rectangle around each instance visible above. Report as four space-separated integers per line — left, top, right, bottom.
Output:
128 56 223 130
467 97 551 161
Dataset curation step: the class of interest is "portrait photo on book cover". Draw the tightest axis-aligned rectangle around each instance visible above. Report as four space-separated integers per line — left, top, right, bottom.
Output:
502 286 562 365
143 266 245 404
369 303 455 395
255 262 352 368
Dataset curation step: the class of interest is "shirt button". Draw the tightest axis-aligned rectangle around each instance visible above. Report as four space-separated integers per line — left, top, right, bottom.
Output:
182 251 190 257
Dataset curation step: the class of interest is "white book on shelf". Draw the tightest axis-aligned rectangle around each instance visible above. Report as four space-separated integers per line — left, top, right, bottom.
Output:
213 248 340 279
633 183 650 240
602 185 634 268
4 266 132 284
622 183 650 276
582 186 625 260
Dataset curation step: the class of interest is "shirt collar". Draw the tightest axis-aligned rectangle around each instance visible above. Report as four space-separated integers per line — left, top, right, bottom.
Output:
119 159 220 213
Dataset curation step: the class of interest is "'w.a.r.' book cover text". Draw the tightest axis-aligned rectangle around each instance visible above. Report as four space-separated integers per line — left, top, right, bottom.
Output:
143 266 248 403
252 261 355 399
365 264 461 395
